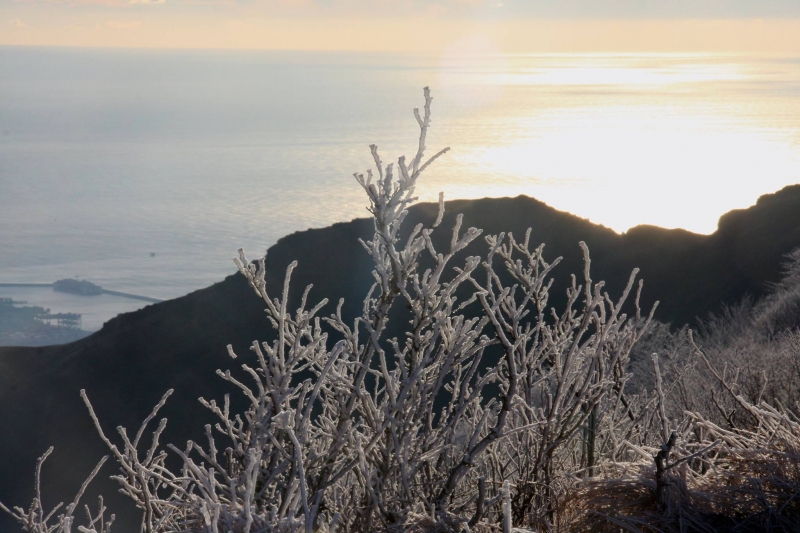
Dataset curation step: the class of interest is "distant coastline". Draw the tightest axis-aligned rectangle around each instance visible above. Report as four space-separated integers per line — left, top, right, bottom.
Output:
0 281 162 345
0 281 163 303
0 283 160 337
0 297 89 347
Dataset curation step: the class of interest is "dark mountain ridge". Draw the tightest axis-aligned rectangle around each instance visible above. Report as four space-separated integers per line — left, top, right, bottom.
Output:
1 186 800 531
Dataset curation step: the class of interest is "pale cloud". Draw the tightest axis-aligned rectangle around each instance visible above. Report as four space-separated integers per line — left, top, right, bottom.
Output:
12 0 127 5
423 4 448 17
3 2 800 53
106 19 141 28
9 18 27 27
75 0 127 5
178 0 237 6
224 19 255 29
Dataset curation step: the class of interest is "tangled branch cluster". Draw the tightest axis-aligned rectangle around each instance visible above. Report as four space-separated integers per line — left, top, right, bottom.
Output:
5 88 800 533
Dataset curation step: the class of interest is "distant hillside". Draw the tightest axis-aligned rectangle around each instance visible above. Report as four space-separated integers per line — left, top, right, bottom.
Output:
1 186 800 531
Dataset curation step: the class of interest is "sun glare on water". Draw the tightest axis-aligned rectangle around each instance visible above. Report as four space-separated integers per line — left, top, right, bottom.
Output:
433 53 800 235
491 59 746 87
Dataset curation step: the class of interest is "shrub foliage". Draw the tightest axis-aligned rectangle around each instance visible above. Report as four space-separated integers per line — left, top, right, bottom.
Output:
3 88 800 533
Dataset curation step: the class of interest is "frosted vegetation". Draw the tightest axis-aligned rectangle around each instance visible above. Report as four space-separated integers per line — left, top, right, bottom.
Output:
3 89 800 533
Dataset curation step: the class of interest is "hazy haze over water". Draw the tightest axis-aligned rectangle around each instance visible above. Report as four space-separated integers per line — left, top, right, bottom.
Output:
1 47 800 328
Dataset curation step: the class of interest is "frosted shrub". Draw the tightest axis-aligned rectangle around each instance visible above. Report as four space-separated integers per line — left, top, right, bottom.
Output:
563 253 800 531
142 87 652 532
2 87 661 532
0 448 113 533
14 88 800 533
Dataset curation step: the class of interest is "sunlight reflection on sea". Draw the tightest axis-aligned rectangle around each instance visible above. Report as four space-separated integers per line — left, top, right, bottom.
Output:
1 49 799 328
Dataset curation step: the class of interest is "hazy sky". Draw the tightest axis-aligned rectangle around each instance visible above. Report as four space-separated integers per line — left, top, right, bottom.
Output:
4 0 800 52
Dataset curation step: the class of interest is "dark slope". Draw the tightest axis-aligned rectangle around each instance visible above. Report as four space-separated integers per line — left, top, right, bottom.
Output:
1 187 799 531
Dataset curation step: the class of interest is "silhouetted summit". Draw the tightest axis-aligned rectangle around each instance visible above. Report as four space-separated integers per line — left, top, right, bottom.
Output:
1 186 799 531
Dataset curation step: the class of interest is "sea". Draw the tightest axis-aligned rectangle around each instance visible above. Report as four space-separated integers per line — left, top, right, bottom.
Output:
2 47 800 331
